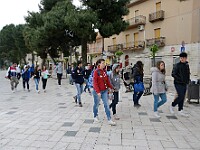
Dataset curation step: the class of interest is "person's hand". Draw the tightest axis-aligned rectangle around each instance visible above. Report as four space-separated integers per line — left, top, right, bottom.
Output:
97 93 101 98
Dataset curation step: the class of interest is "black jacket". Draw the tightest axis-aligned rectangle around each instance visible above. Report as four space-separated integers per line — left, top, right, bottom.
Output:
171 61 190 85
83 69 91 79
73 67 84 84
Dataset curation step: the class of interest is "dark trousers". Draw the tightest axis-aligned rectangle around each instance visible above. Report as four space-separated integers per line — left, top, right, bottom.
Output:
172 83 187 111
42 78 47 89
133 91 143 105
57 73 62 85
110 91 119 115
23 79 29 90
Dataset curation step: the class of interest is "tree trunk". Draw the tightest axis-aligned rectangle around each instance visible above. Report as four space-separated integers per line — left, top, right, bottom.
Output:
81 38 87 67
42 58 46 67
48 52 57 65
31 52 35 65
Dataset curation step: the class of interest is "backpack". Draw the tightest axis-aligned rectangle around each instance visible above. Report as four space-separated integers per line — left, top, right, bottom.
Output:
88 69 101 88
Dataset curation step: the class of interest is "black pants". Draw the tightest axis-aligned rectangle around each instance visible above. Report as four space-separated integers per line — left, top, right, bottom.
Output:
23 79 29 90
57 73 62 85
42 78 47 89
110 91 119 115
133 91 143 105
172 83 187 111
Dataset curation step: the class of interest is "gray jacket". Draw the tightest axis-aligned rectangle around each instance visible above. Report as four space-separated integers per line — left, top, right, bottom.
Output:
151 67 167 94
109 64 120 91
56 63 63 74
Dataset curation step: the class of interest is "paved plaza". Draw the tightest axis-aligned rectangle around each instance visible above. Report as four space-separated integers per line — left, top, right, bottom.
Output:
0 71 200 150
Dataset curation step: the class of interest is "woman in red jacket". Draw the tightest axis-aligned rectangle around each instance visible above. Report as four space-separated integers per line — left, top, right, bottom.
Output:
92 59 116 126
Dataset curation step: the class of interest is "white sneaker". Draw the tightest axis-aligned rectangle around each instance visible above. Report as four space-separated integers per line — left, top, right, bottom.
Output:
178 110 189 117
94 117 100 123
108 120 116 126
114 114 120 120
154 111 161 118
37 90 40 93
12 90 15 93
169 105 175 114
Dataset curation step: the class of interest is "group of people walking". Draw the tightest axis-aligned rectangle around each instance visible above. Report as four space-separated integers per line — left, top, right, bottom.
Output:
5 52 190 125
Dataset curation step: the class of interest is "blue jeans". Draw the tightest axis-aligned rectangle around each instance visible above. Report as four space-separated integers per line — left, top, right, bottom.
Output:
34 78 40 90
75 83 83 103
93 90 111 121
172 84 187 111
153 93 167 112
84 79 90 92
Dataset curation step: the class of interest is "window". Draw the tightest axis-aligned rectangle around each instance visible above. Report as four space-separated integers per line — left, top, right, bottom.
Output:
156 2 161 12
134 32 139 47
125 34 130 48
112 37 116 45
154 28 160 38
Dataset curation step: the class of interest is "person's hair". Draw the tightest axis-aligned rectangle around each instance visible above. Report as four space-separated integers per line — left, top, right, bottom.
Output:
96 59 105 66
179 52 187 58
77 61 82 66
106 66 111 71
42 65 46 71
113 64 120 75
156 61 166 74
136 61 144 75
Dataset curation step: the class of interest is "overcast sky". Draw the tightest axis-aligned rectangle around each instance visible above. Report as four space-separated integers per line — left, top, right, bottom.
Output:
0 0 81 30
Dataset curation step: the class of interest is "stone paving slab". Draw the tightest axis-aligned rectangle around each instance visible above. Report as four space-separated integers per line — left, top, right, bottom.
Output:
0 71 200 150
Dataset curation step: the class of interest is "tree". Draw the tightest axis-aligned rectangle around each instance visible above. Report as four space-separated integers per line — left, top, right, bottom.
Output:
149 44 159 67
82 0 129 52
65 8 97 66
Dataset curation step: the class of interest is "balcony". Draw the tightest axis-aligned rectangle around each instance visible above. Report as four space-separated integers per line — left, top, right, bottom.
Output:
146 37 166 47
127 0 148 7
127 15 146 29
149 10 165 23
87 47 102 55
107 44 123 53
123 41 145 51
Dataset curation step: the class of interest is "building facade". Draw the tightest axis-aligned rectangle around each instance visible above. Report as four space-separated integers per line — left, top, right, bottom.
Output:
87 0 200 77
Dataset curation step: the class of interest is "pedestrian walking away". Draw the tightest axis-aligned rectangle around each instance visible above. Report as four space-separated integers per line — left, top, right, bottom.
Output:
41 65 49 93
5 63 19 93
72 61 84 107
33 65 41 93
170 52 190 117
109 63 121 120
56 62 63 86
21 65 31 92
151 61 168 118
83 63 92 94
132 61 144 107
92 59 116 126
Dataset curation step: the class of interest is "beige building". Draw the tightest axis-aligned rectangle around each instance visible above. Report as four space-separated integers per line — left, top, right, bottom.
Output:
87 0 200 77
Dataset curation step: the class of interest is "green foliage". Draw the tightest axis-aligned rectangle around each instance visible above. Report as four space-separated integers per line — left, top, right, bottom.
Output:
115 50 123 57
82 0 130 38
149 44 159 66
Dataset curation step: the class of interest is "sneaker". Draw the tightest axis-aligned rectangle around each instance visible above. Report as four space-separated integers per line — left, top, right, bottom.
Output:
28 89 30 92
108 120 116 126
134 104 141 108
178 110 189 117
94 117 100 123
12 90 15 93
37 90 40 94
114 114 120 120
79 102 83 107
73 96 77 104
154 111 161 118
169 105 175 114
43 90 46 93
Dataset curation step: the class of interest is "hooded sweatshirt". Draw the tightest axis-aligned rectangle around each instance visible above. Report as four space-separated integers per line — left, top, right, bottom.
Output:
109 64 120 91
56 63 63 74
151 67 167 94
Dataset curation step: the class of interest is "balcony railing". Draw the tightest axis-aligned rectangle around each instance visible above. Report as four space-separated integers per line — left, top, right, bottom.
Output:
146 37 166 47
123 41 145 51
107 44 123 52
127 15 146 29
149 10 165 22
88 47 102 54
128 0 148 7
